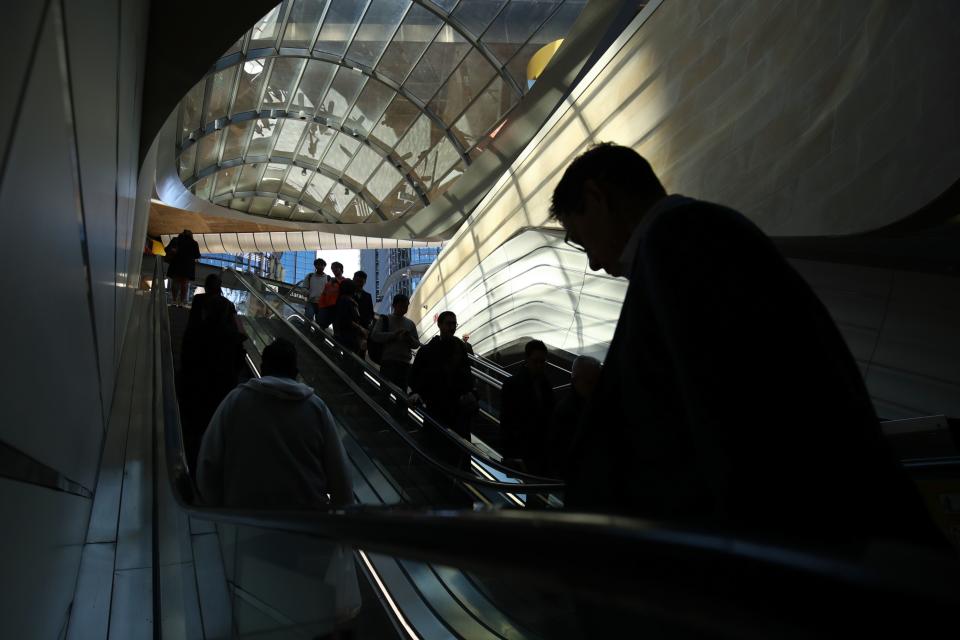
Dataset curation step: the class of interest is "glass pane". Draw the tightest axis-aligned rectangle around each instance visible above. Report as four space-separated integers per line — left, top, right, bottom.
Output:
236 164 262 192
273 119 307 157
213 166 241 197
232 59 267 114
429 47 496 124
327 181 354 214
344 144 383 185
376 3 443 84
259 163 288 192
281 0 329 48
288 60 336 116
366 160 404 200
506 2 585 92
394 113 441 166
248 196 275 215
345 0 410 68
280 165 311 198
204 66 238 126
247 118 279 158
346 81 394 136
250 5 283 48
482 1 559 67
432 0 459 12
451 0 507 38
318 67 367 122
404 29 470 103
321 132 360 171
295 123 336 165
180 80 204 142
452 75 517 148
379 179 419 217
196 130 222 170
270 201 293 217
178 144 196 180
416 137 460 191
222 120 254 162
292 204 316 221
229 196 251 212
302 173 336 208
370 95 419 148
194 175 212 200
338 197 370 223
261 58 305 109
313 0 368 57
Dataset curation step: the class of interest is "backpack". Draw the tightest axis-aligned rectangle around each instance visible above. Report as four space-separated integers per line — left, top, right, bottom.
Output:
368 315 388 365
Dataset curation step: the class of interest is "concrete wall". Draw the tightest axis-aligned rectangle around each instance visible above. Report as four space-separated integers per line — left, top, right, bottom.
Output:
411 0 960 419
0 0 148 636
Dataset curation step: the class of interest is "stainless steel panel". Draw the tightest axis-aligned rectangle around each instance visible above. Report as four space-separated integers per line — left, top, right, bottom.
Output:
192 531 234 640
109 568 153 640
66 542 116 640
159 562 204 640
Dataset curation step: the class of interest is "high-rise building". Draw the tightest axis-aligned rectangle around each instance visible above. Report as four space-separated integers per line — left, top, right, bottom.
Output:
276 251 317 285
360 247 442 311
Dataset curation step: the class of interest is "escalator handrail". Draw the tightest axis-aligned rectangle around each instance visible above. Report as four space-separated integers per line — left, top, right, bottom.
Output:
152 262 960 625
229 268 566 491
236 268 566 486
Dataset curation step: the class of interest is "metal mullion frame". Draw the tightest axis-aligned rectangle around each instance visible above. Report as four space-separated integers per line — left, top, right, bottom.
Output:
274 0 296 51
281 56 311 113
304 0 333 53
296 169 339 224
285 114 321 168
342 0 375 64
413 0 522 99
255 57 282 114
198 69 216 130
262 115 288 162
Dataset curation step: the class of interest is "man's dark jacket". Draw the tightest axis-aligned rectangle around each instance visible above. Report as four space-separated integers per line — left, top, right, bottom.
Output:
355 289 374 329
500 368 555 469
567 197 944 548
410 335 475 431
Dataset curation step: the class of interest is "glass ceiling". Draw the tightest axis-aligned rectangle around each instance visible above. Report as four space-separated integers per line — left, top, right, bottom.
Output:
175 0 587 224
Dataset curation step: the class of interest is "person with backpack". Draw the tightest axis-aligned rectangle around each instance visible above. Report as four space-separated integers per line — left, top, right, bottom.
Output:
165 229 200 306
370 294 419 392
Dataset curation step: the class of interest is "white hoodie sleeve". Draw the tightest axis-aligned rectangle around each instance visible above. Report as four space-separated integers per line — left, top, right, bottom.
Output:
196 393 232 506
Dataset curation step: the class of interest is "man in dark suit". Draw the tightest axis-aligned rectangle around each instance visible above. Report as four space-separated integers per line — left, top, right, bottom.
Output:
352 270 375 332
552 143 943 549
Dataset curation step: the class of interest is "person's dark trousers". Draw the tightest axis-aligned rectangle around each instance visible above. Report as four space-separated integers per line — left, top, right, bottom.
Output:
380 360 410 393
316 305 335 329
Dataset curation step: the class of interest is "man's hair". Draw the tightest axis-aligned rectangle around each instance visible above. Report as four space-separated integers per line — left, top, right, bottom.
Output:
392 293 409 306
549 142 665 221
353 270 367 280
204 273 222 295
261 338 298 379
331 261 343 270
524 339 548 357
314 258 325 268
437 310 456 324
572 355 601 372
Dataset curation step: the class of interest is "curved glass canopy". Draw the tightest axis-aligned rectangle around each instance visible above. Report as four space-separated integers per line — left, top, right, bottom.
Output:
175 0 586 224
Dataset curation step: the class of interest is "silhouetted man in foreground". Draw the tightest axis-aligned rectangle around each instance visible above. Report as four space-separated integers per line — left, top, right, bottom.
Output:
552 143 943 549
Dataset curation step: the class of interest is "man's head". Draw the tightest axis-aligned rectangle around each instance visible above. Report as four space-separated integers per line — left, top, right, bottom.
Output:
314 258 326 273
392 293 409 316
571 355 602 398
550 143 666 276
353 270 367 289
261 338 298 379
204 273 222 295
437 311 457 338
524 339 548 376
331 262 344 278
182 229 193 238
338 278 356 297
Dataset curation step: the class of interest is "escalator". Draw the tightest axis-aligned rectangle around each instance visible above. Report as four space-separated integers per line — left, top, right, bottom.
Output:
152 262 960 638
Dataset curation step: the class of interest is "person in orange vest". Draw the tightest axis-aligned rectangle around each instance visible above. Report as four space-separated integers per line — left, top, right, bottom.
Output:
316 261 345 329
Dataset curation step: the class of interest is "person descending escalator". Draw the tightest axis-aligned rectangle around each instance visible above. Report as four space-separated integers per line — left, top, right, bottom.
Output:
332 279 368 356
164 229 200 306
352 271 375 334
179 273 247 474
370 293 420 392
195 338 360 635
316 261 346 329
409 311 478 443
544 355 602 479
499 340 556 474
296 258 328 324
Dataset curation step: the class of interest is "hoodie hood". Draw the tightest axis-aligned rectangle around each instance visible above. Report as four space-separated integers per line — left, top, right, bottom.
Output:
241 376 314 400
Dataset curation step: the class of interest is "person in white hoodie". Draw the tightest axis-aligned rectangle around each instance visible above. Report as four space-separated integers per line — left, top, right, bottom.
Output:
196 337 353 509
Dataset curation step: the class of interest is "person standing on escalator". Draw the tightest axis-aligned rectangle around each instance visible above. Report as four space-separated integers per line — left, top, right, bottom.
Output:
316 261 346 330
409 311 477 440
298 258 327 324
370 293 420 392
165 229 200 306
332 279 367 356
499 340 555 473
